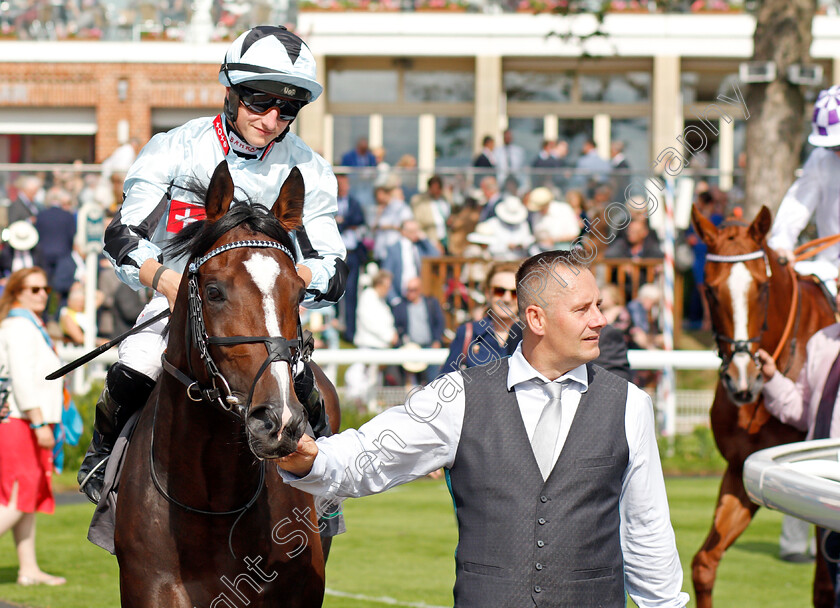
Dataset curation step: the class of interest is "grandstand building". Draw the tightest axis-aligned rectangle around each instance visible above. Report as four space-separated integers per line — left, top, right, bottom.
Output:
2 8 840 187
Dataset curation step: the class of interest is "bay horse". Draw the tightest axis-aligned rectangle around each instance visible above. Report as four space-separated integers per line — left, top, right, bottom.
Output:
690 204 836 608
113 161 339 607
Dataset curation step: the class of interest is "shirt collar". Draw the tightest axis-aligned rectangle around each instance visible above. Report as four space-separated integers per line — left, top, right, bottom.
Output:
506 342 589 393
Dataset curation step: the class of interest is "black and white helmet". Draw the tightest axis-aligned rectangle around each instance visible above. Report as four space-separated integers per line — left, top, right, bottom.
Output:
219 25 323 105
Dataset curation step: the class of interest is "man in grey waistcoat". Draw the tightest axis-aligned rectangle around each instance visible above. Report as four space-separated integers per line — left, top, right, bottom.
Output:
277 250 688 608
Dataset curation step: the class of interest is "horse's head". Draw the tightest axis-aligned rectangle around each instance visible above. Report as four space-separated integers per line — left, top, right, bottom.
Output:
168 161 310 459
691 204 774 405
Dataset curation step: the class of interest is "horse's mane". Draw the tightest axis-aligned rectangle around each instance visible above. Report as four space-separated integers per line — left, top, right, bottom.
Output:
164 178 297 262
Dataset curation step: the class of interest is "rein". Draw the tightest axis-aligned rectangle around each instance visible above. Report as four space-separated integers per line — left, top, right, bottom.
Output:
151 237 302 559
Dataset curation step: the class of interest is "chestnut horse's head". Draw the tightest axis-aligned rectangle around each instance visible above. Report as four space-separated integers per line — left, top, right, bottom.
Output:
166 161 308 459
691 204 774 405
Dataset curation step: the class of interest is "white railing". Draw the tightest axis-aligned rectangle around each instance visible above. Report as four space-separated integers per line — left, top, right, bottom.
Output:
56 346 721 434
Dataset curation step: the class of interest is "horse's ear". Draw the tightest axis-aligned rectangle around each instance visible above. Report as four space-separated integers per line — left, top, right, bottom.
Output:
748 205 773 243
691 204 718 247
205 161 235 223
271 167 305 231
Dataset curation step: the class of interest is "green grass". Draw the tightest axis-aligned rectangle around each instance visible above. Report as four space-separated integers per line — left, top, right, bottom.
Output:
0 477 815 608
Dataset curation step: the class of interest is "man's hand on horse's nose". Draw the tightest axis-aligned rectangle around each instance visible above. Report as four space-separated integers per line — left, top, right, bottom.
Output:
756 349 777 380
276 434 318 477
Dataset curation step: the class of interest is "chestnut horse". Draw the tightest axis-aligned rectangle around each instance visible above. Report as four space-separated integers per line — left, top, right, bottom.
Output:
690 205 836 608
113 162 338 607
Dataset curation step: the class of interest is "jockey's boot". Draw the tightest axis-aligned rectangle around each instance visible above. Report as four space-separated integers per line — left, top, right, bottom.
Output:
77 362 156 504
294 361 331 438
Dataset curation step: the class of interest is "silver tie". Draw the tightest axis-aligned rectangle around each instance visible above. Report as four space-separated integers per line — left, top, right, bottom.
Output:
532 381 564 480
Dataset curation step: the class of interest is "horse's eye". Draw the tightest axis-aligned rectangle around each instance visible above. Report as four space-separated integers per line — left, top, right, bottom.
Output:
205 285 224 302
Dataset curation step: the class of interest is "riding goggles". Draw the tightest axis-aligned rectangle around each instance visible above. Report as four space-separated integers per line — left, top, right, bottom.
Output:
238 87 307 120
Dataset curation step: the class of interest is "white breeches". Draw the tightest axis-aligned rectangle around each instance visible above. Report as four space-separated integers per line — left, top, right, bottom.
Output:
117 294 170 380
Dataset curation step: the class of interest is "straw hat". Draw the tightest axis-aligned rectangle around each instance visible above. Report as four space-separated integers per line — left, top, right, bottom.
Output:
3 221 39 251
399 342 429 374
494 195 529 225
526 187 555 212
466 221 497 245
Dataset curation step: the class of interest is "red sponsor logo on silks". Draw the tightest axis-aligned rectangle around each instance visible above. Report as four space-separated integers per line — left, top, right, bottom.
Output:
167 200 206 233
213 115 230 155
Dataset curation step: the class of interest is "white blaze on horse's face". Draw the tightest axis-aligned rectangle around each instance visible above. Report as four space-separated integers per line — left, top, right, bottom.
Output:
728 262 753 392
243 252 293 428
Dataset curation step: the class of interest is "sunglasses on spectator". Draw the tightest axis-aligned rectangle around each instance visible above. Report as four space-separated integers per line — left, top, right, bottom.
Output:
491 286 517 298
238 87 306 120
24 286 51 295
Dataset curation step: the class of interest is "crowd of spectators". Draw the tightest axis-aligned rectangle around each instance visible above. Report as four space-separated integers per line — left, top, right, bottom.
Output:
329 132 737 406
0 131 734 409
1 0 273 41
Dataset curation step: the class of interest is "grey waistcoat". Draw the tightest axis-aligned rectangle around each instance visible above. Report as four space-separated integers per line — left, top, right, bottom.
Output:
447 359 629 608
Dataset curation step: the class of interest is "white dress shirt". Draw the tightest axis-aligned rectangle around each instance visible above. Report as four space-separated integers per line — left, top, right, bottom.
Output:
281 345 688 608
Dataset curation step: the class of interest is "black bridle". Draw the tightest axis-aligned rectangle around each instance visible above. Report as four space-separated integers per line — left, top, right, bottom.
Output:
151 238 304 558
161 238 304 416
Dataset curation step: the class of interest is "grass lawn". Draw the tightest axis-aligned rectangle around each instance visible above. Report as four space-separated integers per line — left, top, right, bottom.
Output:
0 477 814 608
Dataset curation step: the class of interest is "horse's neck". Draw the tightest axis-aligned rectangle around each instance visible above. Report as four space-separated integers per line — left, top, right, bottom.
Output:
152 374 260 500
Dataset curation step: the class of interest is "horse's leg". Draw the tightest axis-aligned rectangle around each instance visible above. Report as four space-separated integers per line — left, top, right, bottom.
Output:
692 465 759 608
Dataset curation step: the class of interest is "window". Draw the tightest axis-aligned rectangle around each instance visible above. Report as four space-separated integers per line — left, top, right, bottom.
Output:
328 70 399 104
405 71 474 103
435 117 473 167
504 71 573 103
579 72 651 103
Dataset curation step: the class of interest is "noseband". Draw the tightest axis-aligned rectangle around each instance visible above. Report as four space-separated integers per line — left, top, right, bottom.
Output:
162 239 304 417
704 249 771 373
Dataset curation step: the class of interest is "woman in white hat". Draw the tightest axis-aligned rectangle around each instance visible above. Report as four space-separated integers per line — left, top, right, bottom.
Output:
0 221 44 280
480 195 534 260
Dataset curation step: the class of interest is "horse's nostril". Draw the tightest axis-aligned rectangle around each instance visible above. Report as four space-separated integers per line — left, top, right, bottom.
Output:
248 405 280 436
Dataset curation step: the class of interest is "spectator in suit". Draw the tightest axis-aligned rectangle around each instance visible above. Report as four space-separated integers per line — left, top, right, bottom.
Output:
531 139 561 189
391 276 446 383
341 137 377 168
572 139 612 194
473 135 495 169
8 176 42 225
610 140 632 197
382 219 439 302
335 171 368 343
477 175 503 222
496 129 527 192
0 222 44 281
371 184 414 263
410 175 451 253
34 187 77 294
473 135 495 187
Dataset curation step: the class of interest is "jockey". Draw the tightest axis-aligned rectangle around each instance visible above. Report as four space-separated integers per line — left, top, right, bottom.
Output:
768 85 840 295
77 25 348 505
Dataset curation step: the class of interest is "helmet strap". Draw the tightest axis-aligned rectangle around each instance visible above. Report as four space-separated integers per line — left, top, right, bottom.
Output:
274 123 292 143
223 87 240 123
